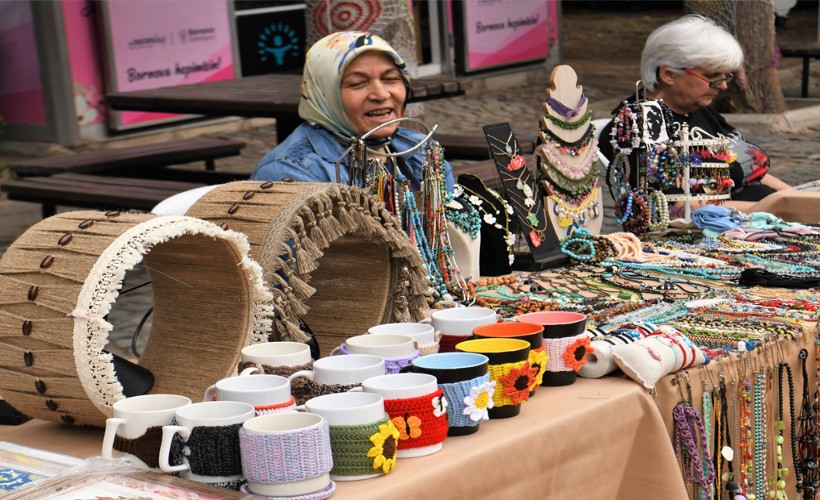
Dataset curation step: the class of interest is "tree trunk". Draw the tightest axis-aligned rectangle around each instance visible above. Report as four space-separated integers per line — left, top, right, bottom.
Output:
717 0 787 113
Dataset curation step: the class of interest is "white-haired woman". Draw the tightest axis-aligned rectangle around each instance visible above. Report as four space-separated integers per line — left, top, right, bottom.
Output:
252 31 454 192
600 15 789 212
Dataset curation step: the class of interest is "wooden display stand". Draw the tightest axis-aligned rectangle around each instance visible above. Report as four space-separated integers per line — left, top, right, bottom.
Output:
537 65 603 241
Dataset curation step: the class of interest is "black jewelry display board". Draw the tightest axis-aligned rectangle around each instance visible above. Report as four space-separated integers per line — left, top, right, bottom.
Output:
482 123 567 269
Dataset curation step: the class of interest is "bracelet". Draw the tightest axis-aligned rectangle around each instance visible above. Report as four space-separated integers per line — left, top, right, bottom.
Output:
239 418 333 485
488 360 537 407
328 416 399 476
383 389 449 449
439 373 492 427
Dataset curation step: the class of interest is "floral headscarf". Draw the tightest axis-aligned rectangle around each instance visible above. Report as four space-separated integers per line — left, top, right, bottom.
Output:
298 31 410 139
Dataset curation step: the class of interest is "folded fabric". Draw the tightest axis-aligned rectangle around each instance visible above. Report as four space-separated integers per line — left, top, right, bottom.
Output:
691 205 745 235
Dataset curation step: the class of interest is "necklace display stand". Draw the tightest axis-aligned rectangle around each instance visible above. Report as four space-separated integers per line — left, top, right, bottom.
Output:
482 122 567 270
537 65 603 241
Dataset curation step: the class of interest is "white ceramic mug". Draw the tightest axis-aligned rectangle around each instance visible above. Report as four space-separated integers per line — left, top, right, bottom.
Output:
368 323 436 346
334 334 417 359
362 373 446 458
240 413 333 497
158 401 255 484
289 354 385 386
421 307 498 336
240 341 312 375
304 392 387 481
204 374 294 414
101 394 191 470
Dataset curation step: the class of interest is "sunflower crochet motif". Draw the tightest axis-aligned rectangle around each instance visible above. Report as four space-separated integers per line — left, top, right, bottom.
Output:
367 421 400 474
498 362 537 405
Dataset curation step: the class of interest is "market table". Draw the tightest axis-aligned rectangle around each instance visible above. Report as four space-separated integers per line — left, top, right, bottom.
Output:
106 73 469 143
0 376 687 499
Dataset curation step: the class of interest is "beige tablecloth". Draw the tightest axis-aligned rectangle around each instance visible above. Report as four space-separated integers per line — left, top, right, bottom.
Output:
0 376 686 500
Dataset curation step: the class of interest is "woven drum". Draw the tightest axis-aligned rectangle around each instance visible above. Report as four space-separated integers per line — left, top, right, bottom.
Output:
0 211 272 427
186 181 430 356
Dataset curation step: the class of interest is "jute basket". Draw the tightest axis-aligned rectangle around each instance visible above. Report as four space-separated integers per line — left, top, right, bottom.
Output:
186 181 430 356
0 211 272 427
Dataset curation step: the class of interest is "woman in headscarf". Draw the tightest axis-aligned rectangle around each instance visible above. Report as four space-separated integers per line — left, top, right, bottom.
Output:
252 31 454 192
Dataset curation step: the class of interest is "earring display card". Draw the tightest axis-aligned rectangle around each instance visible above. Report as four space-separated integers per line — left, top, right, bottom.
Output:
482 123 564 266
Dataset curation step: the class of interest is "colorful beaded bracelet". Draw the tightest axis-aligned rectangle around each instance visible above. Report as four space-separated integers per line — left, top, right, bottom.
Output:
239 418 333 485
383 388 448 449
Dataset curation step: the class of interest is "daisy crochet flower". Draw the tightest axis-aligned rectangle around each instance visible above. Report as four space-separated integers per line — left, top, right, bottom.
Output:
463 381 495 422
562 336 594 372
367 421 399 474
498 362 537 404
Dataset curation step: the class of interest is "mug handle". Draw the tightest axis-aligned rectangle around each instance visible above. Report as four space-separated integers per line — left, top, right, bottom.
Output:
158 425 191 473
346 386 363 392
399 364 415 373
288 370 315 383
419 318 432 325
329 346 342 356
239 367 259 376
203 385 217 402
101 417 125 458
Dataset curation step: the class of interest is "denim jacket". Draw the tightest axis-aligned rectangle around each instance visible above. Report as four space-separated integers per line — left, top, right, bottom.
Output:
251 123 454 192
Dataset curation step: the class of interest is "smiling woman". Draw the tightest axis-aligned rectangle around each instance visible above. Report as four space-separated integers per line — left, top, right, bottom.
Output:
251 31 454 192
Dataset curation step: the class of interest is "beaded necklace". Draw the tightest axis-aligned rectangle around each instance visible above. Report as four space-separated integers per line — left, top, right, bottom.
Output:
444 188 482 239
545 93 587 119
422 143 469 301
539 125 595 155
775 362 796 498
796 349 818 497
548 186 601 233
701 377 715 500
538 139 600 180
542 109 593 130
751 368 767 500
403 182 446 300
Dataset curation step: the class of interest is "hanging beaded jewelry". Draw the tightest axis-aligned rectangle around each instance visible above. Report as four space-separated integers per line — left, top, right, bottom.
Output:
537 140 600 181
540 125 596 156
498 168 548 248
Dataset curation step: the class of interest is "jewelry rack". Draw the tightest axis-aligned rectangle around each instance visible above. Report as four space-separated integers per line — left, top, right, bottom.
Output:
608 81 733 230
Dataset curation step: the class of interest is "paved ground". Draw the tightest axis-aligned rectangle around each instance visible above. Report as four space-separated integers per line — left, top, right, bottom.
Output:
1 4 819 358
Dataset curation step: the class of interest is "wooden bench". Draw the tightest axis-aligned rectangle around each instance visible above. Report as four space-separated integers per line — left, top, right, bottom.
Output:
8 137 246 177
436 133 536 160
780 47 820 97
1 173 215 218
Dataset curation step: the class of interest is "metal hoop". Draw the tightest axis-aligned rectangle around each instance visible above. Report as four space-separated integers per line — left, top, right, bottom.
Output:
334 116 439 183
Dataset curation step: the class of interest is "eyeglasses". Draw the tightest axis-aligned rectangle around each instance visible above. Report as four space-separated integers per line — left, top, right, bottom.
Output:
684 69 734 88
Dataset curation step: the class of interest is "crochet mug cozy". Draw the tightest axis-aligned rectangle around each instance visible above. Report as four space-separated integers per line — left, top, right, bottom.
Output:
517 311 588 386
158 401 256 486
472 321 547 394
101 394 192 470
455 338 532 419
239 413 333 497
362 373 448 458
403 352 491 436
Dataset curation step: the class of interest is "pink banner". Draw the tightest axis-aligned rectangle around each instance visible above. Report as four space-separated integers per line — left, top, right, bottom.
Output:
62 0 106 127
102 0 234 127
0 1 46 125
463 0 548 73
